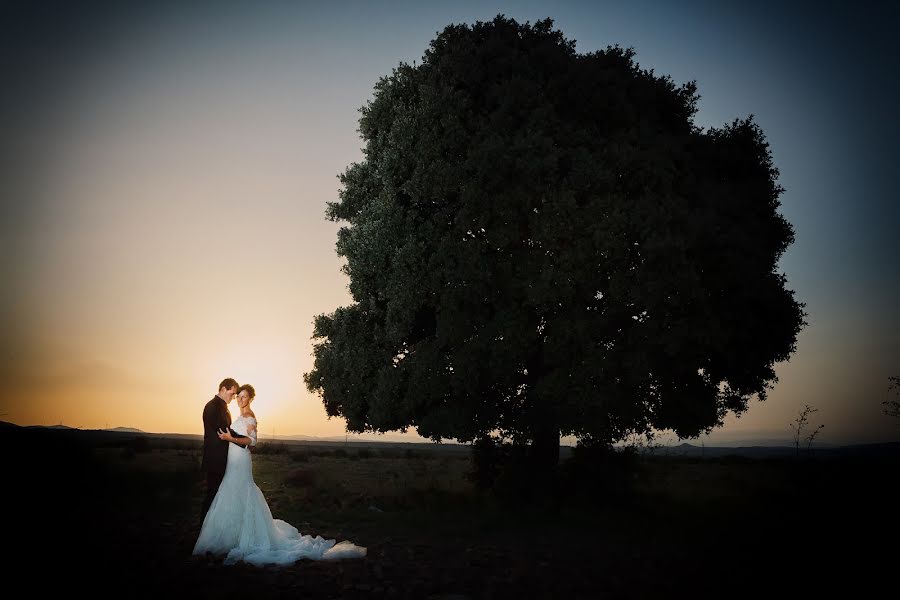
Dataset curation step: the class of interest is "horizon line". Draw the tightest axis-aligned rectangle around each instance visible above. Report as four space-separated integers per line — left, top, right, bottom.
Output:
4 419 898 448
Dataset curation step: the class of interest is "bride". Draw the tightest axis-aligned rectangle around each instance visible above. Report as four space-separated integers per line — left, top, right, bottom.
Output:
192 384 367 565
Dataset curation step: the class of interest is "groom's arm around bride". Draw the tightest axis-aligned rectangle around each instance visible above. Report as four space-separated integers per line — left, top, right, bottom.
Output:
200 380 250 516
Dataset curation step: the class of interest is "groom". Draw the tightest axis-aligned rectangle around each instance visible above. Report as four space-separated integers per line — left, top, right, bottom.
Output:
201 378 250 516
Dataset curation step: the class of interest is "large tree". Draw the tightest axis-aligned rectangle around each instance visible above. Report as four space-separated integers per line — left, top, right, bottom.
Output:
304 16 806 474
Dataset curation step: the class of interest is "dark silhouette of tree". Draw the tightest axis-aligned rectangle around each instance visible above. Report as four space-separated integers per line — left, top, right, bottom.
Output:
790 404 824 458
884 375 900 418
303 16 806 483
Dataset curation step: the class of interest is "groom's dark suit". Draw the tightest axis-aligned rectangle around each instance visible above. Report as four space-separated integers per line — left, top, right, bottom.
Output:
201 395 248 516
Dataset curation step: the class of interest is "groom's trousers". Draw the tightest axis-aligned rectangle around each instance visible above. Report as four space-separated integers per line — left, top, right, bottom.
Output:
203 470 225 516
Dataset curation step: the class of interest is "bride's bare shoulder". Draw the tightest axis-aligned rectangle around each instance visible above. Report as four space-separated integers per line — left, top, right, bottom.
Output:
247 409 256 420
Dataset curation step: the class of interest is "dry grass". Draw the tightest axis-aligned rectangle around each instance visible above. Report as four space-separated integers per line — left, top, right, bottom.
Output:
12 428 897 598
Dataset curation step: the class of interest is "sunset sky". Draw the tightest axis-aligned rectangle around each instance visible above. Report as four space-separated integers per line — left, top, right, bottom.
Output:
1 0 897 446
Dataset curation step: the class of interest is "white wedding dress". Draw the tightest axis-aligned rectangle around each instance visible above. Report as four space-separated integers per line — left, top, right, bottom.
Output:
192 414 367 565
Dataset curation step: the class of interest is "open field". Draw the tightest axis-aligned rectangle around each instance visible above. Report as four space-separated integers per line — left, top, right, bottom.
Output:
8 425 897 598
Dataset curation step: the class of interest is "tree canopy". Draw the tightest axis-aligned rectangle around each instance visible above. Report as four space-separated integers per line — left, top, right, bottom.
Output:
303 16 806 461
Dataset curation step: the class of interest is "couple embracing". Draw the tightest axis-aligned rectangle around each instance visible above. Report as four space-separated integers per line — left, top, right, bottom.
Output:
192 378 366 565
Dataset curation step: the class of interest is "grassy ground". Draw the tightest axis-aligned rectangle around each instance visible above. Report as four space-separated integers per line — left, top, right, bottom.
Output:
9 429 895 598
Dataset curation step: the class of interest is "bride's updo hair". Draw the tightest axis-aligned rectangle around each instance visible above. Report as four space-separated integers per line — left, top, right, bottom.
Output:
238 384 256 401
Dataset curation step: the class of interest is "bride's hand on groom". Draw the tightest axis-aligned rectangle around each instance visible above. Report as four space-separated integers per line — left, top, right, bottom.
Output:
216 428 232 442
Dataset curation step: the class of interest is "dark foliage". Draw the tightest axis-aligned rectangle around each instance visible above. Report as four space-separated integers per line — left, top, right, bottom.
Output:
305 16 805 477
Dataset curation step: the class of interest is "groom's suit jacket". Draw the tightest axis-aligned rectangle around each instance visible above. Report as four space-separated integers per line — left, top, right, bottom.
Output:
201 395 247 475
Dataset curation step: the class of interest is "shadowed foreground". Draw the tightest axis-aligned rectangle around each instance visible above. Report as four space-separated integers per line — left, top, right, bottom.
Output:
9 426 894 598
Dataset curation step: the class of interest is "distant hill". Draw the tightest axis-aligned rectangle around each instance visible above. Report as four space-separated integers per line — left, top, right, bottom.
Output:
264 433 454 444
652 442 900 459
1 422 83 431
3 421 898 459
4 422 143 433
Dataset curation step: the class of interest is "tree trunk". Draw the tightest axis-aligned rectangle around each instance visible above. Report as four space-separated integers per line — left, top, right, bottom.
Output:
530 419 561 511
531 423 560 470
525 330 560 509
